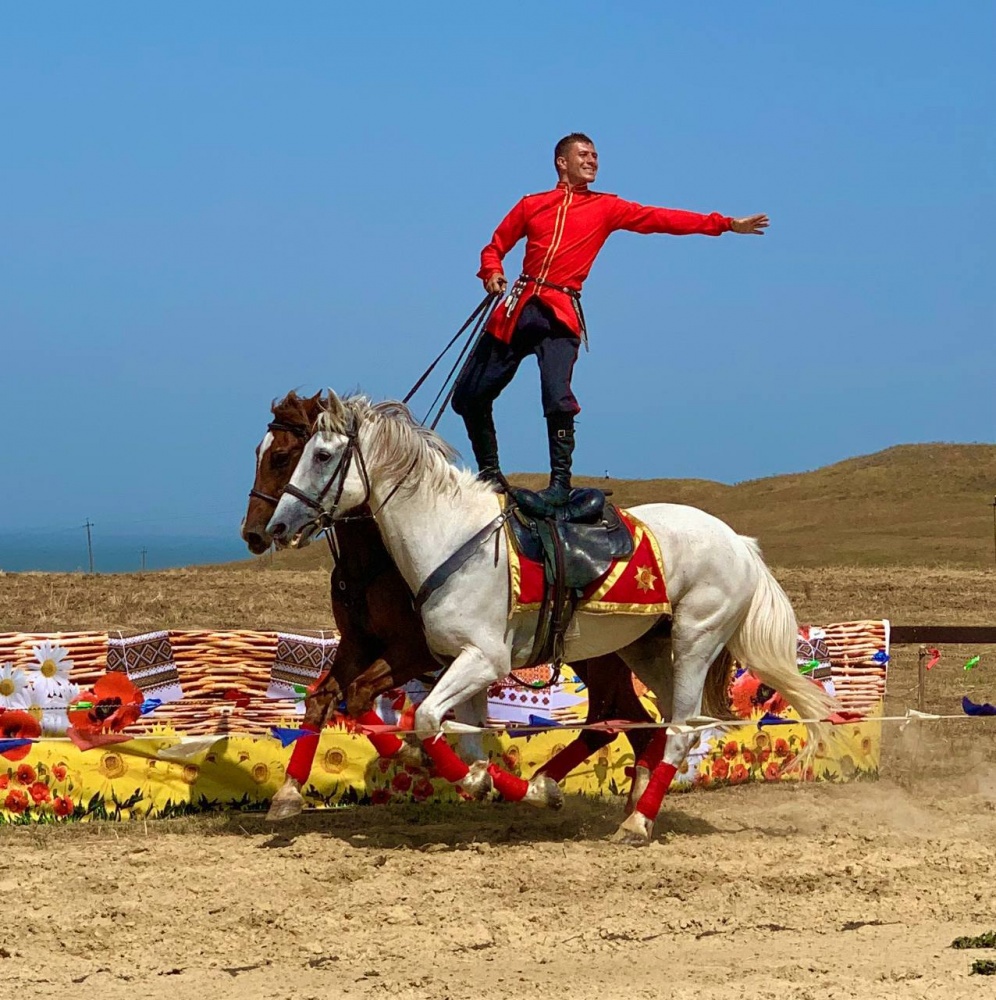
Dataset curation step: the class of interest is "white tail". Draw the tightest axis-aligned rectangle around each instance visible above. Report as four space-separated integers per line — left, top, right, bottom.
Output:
725 538 838 762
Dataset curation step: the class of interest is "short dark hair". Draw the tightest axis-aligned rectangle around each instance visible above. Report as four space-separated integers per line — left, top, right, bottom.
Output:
554 133 594 165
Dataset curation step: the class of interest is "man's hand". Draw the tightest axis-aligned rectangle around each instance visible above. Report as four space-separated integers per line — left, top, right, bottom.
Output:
484 273 508 295
730 214 769 235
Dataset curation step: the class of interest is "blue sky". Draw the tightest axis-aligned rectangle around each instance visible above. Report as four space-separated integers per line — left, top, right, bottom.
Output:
1 2 993 545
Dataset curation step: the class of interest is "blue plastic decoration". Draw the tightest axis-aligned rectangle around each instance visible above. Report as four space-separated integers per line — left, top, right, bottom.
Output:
962 696 996 717
270 726 319 747
872 650 890 664
140 698 162 715
527 715 559 728
758 712 794 727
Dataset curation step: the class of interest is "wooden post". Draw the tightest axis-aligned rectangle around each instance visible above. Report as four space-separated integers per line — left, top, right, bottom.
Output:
917 644 927 712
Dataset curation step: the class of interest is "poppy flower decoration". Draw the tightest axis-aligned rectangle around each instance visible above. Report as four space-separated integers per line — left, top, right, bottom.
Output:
729 668 788 720
0 709 42 761
68 673 144 734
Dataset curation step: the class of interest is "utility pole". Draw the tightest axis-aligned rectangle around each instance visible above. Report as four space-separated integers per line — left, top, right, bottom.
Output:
140 547 147 573
991 496 996 568
82 519 95 575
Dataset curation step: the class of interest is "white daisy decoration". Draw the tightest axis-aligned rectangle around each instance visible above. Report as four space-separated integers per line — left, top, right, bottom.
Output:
36 680 80 736
0 663 32 710
27 641 75 701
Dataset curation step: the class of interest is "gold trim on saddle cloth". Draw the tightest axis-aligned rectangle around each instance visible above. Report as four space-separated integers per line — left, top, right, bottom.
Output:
501 495 537 617
503 498 672 618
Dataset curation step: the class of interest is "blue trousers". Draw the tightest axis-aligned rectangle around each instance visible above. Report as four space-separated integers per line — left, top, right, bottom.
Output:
451 298 581 419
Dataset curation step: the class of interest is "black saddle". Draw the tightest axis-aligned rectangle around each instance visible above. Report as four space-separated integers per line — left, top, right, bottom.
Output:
507 498 635 669
512 485 607 525
508 501 634 591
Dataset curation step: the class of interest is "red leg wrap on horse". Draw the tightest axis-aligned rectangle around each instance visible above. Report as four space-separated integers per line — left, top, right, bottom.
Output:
635 761 678 819
636 729 668 771
356 709 404 758
486 763 529 801
421 735 469 783
286 724 321 784
536 737 597 783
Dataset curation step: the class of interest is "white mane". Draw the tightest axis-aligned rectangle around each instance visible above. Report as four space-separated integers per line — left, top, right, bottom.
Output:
316 395 496 502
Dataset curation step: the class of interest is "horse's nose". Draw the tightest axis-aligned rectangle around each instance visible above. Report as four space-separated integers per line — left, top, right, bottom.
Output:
270 522 287 540
244 530 269 554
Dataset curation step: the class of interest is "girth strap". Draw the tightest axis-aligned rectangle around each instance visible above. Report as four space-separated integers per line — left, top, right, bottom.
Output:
413 511 510 613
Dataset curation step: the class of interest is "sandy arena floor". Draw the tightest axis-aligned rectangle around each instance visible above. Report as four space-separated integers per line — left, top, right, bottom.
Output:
2 769 995 1000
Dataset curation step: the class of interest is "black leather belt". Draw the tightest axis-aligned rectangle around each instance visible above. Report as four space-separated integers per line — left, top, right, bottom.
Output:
519 274 581 300
511 274 588 350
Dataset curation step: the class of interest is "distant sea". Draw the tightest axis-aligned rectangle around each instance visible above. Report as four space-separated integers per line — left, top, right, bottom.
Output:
0 532 252 573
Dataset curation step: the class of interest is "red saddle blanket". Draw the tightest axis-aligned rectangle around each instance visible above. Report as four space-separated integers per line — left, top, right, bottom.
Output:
505 508 671 616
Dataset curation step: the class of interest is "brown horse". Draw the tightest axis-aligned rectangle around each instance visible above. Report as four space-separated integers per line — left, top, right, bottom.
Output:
242 391 730 820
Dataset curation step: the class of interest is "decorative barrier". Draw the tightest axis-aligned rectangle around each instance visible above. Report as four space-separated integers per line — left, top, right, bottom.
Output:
0 621 889 822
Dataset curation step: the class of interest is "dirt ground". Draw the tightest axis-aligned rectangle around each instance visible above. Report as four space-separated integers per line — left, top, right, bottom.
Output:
0 774 994 1000
1 565 995 998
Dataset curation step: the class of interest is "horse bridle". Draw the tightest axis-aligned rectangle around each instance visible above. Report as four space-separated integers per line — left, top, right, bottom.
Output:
250 411 417 539
279 415 373 530
247 420 311 507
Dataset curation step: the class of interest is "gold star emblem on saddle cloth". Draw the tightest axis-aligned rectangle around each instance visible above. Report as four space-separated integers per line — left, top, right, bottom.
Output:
634 565 658 592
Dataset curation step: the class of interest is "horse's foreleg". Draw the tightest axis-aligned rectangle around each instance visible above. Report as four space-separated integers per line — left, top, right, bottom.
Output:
415 645 562 809
267 668 343 822
347 658 425 767
346 658 396 716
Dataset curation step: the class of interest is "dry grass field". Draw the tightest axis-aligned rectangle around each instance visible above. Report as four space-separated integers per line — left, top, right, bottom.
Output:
260 442 996 570
0 443 994 999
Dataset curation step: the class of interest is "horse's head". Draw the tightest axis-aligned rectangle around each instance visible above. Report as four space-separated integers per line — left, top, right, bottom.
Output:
267 391 373 546
241 390 323 554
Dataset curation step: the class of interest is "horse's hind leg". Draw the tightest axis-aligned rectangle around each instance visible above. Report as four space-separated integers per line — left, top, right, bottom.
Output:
614 605 742 845
608 626 674 814
535 654 658 802
535 657 619 783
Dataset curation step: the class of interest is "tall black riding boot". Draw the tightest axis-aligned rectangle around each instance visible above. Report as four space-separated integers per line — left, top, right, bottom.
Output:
537 412 575 506
462 408 505 488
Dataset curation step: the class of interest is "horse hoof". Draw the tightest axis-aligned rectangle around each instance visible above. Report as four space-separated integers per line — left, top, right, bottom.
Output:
524 774 564 810
460 760 493 801
611 811 653 846
266 783 304 822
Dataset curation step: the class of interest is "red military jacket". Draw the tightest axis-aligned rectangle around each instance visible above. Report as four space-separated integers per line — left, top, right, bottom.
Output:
478 181 732 343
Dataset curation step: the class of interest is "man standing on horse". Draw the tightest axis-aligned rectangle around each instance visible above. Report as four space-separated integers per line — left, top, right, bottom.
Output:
451 132 768 515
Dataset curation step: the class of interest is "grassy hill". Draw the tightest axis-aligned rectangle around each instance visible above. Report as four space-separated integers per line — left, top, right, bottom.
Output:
254 443 996 570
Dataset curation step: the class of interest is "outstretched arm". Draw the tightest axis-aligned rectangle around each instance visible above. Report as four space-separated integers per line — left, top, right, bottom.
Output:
609 199 770 237
478 197 528 293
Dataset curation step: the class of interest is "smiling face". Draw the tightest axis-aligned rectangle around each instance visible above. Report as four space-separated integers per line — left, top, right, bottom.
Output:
556 139 598 187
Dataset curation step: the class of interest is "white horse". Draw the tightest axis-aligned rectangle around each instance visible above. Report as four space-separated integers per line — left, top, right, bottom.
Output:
267 393 835 844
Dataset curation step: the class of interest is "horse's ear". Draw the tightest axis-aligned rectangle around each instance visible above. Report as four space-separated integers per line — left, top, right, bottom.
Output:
302 390 324 425
325 390 346 425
